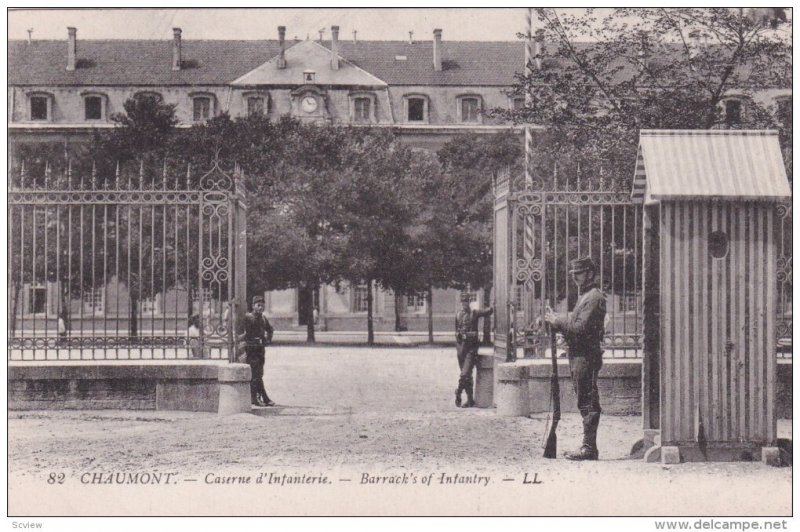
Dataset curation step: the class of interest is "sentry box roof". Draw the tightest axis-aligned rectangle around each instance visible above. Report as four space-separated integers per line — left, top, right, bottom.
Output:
631 130 791 204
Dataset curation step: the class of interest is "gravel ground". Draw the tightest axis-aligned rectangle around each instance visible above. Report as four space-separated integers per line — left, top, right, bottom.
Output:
8 346 793 517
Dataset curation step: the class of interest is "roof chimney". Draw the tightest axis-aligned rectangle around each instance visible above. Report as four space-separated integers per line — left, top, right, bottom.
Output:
277 26 287 69
172 28 182 71
330 25 339 70
433 28 442 71
66 27 77 71
533 29 544 70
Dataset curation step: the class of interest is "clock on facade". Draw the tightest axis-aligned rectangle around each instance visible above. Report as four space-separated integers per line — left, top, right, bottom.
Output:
301 96 318 113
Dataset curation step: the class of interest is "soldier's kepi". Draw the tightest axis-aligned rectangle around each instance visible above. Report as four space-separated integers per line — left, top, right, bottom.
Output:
544 257 607 461
454 292 493 408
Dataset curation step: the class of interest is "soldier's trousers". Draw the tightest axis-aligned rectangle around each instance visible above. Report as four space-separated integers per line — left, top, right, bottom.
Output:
246 347 266 400
568 355 602 451
456 340 479 394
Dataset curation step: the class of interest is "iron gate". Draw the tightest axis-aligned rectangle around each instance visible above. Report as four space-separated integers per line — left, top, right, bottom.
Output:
493 168 792 362
495 169 643 360
8 157 247 361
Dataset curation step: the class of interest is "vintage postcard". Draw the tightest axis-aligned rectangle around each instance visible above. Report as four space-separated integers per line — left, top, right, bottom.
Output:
6 7 793 524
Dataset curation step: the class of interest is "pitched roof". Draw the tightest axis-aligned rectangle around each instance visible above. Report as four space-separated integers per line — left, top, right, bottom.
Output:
632 130 791 203
8 38 525 87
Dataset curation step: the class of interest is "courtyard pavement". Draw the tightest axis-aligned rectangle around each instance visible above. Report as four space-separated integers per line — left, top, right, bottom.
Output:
7 345 793 517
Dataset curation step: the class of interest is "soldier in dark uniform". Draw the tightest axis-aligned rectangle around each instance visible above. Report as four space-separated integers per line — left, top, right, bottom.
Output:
454 292 493 408
545 257 607 460
238 295 275 407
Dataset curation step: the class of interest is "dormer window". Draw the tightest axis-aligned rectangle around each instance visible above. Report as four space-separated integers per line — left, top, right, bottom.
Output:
457 95 482 123
725 99 742 125
349 92 377 124
31 96 48 120
247 96 265 116
82 92 107 121
27 92 53 121
404 94 429 123
190 93 216 122
720 95 749 127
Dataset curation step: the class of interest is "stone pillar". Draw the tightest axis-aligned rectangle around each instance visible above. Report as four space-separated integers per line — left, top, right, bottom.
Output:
495 363 529 417
217 363 251 415
474 353 494 408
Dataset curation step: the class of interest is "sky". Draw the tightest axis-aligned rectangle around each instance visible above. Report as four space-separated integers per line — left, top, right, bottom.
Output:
8 8 535 42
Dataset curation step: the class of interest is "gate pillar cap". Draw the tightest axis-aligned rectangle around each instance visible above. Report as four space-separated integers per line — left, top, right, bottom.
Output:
218 363 251 383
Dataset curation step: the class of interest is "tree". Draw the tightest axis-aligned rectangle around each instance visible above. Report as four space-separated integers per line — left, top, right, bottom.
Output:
497 8 792 188
97 94 179 161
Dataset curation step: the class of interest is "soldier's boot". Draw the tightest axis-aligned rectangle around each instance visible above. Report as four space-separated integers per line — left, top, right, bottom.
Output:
250 383 262 406
259 383 275 407
461 377 475 408
565 412 600 460
454 384 463 407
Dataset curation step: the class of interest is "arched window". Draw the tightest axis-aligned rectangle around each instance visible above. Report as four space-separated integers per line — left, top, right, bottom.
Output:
242 91 270 117
81 92 108 121
349 92 377 124
457 94 483 123
403 94 429 124
189 92 216 122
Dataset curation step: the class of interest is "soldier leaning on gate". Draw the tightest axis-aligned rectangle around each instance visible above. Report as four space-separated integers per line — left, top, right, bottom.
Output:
544 257 607 461
454 292 493 408
238 295 275 407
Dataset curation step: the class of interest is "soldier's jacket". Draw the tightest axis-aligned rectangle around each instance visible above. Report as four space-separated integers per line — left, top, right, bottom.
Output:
238 312 274 347
455 307 493 343
550 281 606 359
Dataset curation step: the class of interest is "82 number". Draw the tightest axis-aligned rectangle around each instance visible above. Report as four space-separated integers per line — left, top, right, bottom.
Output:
47 473 66 484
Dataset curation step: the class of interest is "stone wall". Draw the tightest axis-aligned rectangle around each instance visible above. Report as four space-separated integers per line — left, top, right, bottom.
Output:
8 363 251 413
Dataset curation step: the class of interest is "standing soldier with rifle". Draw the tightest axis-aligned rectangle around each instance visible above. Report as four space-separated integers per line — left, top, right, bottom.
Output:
454 292 493 408
544 257 606 460
238 295 275 407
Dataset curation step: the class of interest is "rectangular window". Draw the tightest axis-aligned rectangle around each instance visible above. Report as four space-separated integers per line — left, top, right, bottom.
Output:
513 97 525 111
30 96 48 120
354 97 371 123
407 294 426 312
247 96 264 116
85 96 102 120
140 297 159 315
618 293 638 313
30 287 47 314
81 288 104 314
407 98 425 121
353 285 369 312
461 98 479 122
725 100 742 125
193 97 211 121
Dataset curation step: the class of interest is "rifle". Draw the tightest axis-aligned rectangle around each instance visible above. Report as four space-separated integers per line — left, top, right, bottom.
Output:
543 309 560 459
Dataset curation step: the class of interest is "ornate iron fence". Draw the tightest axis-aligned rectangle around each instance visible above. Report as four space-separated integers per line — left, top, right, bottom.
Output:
7 157 247 361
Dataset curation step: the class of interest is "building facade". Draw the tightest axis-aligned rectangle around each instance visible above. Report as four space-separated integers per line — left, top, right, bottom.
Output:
8 25 790 333
9 26 518 331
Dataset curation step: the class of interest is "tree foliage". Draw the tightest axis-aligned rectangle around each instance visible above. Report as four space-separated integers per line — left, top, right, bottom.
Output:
496 8 792 187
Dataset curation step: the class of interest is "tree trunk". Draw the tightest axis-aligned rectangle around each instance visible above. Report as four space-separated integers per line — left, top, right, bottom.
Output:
394 292 402 332
305 284 316 343
130 289 139 338
482 286 492 345
426 284 434 344
366 279 374 345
